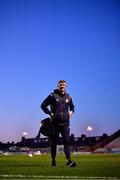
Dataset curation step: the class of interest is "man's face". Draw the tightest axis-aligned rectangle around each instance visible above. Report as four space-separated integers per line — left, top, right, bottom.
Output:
58 82 67 93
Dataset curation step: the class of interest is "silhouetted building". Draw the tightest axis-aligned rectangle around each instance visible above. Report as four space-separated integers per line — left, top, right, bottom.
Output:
0 129 120 153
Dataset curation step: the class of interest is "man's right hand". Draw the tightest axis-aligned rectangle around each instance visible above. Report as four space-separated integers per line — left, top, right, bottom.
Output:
50 113 54 119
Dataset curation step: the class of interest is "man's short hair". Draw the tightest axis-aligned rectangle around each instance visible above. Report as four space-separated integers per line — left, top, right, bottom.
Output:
58 80 66 84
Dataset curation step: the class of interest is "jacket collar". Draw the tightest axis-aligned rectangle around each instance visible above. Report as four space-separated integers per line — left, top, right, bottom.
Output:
54 89 66 96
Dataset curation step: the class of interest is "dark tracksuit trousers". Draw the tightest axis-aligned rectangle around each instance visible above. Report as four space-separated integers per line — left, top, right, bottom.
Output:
51 123 70 160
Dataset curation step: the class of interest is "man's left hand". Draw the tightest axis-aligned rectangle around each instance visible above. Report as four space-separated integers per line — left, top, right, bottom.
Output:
69 111 73 118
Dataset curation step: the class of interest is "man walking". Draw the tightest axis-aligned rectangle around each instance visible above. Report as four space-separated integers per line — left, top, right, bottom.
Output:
41 80 76 167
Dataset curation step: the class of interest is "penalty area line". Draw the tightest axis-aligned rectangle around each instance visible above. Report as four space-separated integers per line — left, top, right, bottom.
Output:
0 175 119 179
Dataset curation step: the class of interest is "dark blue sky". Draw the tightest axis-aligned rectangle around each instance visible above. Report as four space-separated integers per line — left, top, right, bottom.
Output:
0 0 120 142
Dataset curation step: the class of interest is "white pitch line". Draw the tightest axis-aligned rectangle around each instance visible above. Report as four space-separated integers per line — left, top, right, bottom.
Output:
0 175 119 179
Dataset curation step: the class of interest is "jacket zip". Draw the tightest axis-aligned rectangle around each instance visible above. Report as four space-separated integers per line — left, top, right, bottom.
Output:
62 104 64 122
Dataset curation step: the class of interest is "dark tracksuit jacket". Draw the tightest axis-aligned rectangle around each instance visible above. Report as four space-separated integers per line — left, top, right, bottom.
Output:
41 89 75 125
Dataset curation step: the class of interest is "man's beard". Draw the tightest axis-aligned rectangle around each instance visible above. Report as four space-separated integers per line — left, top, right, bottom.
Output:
59 87 65 94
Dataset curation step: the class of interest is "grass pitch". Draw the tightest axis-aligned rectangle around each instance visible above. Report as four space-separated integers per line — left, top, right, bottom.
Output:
0 154 120 179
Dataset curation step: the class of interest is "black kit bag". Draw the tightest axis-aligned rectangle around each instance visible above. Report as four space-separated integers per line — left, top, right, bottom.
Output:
36 118 55 138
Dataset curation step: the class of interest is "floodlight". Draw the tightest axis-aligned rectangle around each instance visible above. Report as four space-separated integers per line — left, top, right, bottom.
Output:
22 132 28 136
